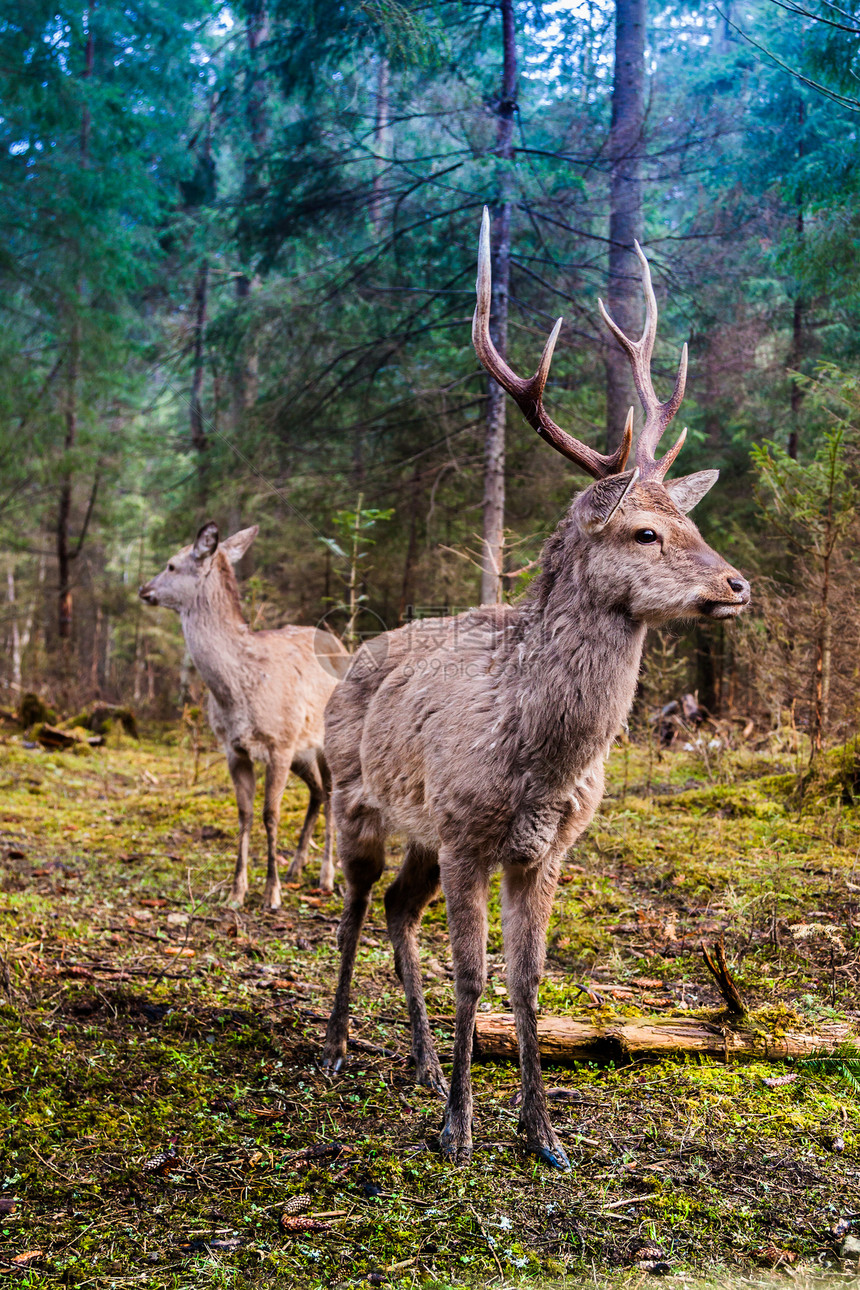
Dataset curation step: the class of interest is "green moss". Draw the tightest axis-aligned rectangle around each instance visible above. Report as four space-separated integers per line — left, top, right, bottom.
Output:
17 691 58 727
0 733 858 1285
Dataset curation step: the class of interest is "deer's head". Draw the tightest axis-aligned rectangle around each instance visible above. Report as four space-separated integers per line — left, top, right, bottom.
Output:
139 522 258 612
472 210 750 627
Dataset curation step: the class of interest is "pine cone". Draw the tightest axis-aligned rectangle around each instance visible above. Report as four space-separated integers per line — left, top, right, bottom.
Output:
279 1215 331 1234
282 1194 311 1216
142 1146 181 1176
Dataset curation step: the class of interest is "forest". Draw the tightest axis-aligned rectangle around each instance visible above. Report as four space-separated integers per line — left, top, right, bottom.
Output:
2 0 859 741
3 1 860 1287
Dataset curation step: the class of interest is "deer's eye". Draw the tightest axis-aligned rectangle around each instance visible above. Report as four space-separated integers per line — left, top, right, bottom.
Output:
635 529 659 545
167 562 176 572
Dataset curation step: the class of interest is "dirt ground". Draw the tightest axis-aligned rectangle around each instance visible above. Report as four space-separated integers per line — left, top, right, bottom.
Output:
1 724 860 1288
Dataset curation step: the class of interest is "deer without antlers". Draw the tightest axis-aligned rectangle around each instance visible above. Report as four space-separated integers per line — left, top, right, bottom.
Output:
140 523 349 906
322 210 750 1168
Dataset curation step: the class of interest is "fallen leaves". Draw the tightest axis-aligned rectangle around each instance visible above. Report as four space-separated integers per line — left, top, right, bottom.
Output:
755 1243 798 1267
9 1251 42 1268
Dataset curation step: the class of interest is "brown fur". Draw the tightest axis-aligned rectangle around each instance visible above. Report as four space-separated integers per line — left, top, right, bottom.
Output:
322 475 749 1167
140 523 349 906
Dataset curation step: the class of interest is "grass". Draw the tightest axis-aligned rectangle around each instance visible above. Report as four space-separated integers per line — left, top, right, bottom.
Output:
1 725 859 1286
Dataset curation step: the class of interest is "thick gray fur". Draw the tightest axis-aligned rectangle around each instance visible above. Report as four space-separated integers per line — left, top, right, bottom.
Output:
322 473 749 1167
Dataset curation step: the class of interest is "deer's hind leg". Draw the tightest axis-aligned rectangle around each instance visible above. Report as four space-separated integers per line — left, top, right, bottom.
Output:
384 842 446 1096
261 755 291 911
501 854 569 1170
318 751 336 894
227 748 255 908
322 798 385 1072
286 752 326 886
438 850 490 1164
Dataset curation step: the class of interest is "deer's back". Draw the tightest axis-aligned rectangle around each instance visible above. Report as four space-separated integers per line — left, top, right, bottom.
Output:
209 626 347 760
326 605 550 850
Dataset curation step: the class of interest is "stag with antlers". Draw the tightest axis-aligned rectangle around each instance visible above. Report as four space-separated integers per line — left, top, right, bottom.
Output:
321 210 750 1169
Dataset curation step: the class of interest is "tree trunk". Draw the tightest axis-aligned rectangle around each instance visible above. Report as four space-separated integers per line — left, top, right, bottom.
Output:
190 259 209 452
480 0 517 606
694 623 718 715
398 468 420 624
345 494 364 647
57 317 80 640
6 564 34 692
11 557 46 688
604 0 646 452
474 1011 853 1064
57 6 95 641
788 98 806 461
90 602 102 692
231 0 270 432
189 96 215 460
812 551 832 754
788 282 804 462
370 56 390 232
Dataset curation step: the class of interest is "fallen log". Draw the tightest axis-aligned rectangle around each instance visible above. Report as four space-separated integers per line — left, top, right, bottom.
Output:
34 723 104 749
474 1012 854 1064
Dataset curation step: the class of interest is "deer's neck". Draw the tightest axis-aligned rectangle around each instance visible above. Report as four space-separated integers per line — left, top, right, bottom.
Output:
180 573 251 710
505 536 645 790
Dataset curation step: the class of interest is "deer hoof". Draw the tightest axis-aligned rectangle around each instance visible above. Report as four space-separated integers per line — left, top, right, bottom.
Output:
262 883 282 911
528 1136 570 1171
321 1024 348 1072
227 888 247 909
415 1061 448 1098
321 1045 347 1074
285 855 304 880
439 1113 472 1164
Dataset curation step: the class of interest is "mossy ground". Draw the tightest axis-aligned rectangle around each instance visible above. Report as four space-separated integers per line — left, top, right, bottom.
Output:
1 727 859 1287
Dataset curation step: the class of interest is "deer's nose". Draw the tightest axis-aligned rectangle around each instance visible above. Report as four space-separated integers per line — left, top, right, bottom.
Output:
727 576 749 597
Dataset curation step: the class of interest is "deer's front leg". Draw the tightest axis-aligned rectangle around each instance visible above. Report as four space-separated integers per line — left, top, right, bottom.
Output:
227 749 255 907
501 855 569 1170
439 854 489 1164
262 757 291 910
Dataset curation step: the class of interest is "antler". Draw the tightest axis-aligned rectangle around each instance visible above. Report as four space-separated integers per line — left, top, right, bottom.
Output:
598 241 688 480
473 207 632 480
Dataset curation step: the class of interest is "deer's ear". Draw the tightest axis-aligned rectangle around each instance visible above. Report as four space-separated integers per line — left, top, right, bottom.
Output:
192 522 219 561
665 470 719 513
580 469 640 532
221 525 259 564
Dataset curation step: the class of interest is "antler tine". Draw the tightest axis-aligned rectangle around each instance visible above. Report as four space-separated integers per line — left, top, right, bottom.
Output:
473 207 630 480
597 240 688 478
654 424 687 480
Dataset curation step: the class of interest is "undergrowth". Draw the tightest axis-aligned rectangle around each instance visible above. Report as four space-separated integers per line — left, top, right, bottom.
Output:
0 729 859 1286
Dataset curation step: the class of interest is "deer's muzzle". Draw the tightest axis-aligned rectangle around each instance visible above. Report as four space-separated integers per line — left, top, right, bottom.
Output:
697 573 750 619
